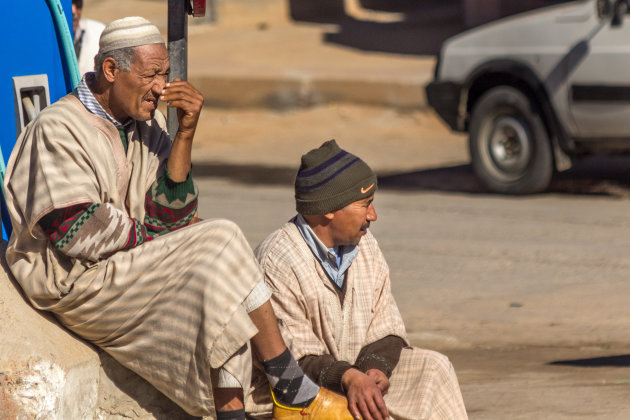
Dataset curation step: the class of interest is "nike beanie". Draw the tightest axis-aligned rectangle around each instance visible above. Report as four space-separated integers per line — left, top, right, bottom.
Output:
295 139 377 215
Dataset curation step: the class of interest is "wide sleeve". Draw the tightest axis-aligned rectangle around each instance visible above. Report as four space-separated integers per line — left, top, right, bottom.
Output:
5 110 104 234
143 165 199 232
38 202 169 262
354 335 405 378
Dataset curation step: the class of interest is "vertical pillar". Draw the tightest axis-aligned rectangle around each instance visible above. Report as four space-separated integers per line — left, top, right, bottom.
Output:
167 0 188 140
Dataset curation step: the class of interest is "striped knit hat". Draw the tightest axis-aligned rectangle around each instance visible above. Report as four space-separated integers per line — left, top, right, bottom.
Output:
99 17 164 54
295 140 377 215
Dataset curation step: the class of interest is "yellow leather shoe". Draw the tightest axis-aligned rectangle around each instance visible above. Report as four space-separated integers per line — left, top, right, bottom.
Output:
272 387 355 419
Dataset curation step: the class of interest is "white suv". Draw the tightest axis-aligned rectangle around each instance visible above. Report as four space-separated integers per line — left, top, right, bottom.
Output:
427 0 630 193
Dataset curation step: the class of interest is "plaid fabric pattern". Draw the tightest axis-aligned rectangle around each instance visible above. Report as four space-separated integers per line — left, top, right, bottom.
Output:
247 222 467 419
385 348 468 420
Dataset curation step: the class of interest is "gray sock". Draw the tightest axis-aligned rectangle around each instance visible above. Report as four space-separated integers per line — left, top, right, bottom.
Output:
262 348 320 408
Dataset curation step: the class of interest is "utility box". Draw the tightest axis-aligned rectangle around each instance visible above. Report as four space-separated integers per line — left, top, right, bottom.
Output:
13 75 52 138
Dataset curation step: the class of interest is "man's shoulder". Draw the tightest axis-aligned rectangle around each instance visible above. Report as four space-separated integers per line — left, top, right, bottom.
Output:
255 222 302 263
28 95 85 129
358 229 381 255
256 222 319 288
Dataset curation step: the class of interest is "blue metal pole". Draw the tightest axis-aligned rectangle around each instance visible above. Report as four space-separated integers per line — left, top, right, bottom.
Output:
45 0 81 89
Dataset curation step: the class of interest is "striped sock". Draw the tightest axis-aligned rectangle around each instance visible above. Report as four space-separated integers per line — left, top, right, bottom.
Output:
262 348 320 408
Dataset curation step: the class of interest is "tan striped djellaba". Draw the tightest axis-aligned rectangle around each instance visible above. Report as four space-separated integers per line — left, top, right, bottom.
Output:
4 95 261 416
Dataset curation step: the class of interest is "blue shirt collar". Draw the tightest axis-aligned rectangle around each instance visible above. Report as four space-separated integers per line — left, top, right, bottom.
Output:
293 214 359 289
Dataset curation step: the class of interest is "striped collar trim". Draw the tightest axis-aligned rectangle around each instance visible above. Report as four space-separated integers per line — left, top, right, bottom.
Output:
76 72 132 129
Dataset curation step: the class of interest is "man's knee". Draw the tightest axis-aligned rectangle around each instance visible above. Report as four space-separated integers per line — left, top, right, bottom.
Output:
403 347 456 382
196 218 244 238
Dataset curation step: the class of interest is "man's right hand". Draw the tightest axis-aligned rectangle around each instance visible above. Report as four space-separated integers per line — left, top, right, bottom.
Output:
342 368 389 420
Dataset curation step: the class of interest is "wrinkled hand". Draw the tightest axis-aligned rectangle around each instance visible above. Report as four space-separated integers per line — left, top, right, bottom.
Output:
160 78 204 136
365 369 390 396
342 368 389 420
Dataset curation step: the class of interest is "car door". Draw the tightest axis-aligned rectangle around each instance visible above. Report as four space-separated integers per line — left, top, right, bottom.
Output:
568 7 630 138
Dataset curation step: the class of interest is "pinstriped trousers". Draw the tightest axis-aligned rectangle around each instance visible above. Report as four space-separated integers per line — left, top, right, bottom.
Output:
52 219 263 416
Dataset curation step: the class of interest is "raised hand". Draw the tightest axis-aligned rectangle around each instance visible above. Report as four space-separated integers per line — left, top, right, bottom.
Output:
160 78 204 182
160 78 204 137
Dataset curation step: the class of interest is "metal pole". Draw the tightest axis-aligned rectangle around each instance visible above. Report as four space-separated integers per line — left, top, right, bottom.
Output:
167 0 188 140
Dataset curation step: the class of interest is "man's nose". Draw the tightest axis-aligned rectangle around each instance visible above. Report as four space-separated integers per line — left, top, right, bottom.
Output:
367 204 377 222
153 76 167 95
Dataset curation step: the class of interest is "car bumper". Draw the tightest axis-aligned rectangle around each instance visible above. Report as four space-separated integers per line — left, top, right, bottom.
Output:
425 81 462 131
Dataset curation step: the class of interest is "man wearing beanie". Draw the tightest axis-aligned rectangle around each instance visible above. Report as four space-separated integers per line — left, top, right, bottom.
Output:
4 17 351 420
248 140 468 420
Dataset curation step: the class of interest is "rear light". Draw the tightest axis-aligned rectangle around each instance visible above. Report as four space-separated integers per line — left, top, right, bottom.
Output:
192 0 206 17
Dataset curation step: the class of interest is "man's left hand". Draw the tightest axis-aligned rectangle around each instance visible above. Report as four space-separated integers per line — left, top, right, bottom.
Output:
160 78 204 137
365 369 390 396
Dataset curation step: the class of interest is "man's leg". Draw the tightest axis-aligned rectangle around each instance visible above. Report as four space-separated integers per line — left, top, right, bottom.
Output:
385 347 468 420
245 285 320 409
211 344 250 419
211 283 319 419
213 388 245 420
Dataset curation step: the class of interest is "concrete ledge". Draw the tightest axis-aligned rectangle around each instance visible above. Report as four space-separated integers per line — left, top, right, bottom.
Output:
0 242 196 419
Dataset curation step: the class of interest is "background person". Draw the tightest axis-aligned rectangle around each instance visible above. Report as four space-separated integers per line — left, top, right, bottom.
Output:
72 0 105 75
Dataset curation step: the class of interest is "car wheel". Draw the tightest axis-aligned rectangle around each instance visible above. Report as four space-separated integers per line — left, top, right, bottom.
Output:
469 86 553 194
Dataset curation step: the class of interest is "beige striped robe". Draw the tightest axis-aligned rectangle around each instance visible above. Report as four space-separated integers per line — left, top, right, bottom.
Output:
247 222 468 420
4 95 261 416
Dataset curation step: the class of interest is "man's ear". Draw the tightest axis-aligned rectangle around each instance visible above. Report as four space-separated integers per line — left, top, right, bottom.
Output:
101 57 118 83
323 212 335 221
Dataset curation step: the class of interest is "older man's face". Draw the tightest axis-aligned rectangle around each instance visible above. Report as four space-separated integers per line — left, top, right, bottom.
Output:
110 43 169 122
329 194 378 247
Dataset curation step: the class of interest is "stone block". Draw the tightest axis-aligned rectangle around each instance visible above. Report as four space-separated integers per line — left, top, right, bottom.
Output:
0 241 195 419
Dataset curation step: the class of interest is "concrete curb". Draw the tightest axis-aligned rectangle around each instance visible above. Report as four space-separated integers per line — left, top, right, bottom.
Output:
189 73 430 109
0 241 195 419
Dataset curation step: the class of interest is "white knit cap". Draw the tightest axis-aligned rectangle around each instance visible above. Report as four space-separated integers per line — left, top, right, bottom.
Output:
99 16 164 54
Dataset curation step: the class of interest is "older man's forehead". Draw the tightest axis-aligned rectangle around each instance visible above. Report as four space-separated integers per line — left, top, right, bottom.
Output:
133 44 170 69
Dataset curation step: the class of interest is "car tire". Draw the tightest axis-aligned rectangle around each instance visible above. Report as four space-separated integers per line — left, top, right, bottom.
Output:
469 86 553 194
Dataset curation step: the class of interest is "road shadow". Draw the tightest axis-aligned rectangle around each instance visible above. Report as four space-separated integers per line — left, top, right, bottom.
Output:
321 17 465 56
379 156 630 197
193 155 630 198
287 0 575 56
193 163 297 185
287 0 465 56
549 354 630 368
